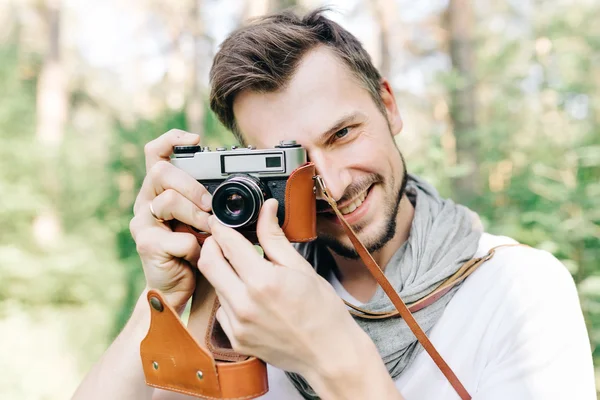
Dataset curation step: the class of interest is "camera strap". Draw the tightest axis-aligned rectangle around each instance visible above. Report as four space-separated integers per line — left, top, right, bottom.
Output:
314 175 471 400
139 170 521 400
314 176 526 400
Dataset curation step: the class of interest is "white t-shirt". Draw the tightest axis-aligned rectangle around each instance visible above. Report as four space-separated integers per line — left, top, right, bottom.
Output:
260 233 596 399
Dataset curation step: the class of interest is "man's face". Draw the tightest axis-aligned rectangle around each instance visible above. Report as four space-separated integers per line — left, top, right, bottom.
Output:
233 46 407 258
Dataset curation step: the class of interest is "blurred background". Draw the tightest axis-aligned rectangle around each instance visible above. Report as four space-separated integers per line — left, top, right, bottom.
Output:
0 0 598 398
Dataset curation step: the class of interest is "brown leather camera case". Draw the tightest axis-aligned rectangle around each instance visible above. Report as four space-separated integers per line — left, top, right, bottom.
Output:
140 162 316 399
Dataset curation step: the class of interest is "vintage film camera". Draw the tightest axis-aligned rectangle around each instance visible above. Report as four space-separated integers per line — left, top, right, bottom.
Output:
171 140 317 243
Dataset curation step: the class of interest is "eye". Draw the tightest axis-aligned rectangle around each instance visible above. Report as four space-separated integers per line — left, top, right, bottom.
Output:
334 127 349 140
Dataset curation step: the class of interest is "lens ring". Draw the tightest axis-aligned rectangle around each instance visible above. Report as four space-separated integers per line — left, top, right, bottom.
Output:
212 175 265 228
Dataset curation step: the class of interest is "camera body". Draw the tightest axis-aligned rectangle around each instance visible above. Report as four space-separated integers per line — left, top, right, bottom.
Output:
171 140 317 243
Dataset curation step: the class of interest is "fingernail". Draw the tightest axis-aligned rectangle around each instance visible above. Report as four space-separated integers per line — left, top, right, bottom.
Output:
201 193 212 209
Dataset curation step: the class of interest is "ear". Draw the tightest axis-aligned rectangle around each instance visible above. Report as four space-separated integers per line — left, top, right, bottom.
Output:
379 78 403 137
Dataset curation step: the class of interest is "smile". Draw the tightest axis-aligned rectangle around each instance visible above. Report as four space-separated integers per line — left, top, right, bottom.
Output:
319 185 374 221
339 190 368 215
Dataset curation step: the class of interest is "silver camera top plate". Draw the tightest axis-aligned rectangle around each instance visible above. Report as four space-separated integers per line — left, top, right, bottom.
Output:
171 141 307 180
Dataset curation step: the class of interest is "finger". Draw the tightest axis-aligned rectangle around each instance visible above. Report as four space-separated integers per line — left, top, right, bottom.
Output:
197 236 244 303
151 189 211 233
130 213 168 243
256 199 306 267
144 129 199 173
134 160 212 216
208 216 266 282
135 227 201 266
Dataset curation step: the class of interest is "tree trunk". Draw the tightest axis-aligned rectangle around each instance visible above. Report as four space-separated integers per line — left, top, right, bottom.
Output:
446 0 479 202
33 0 67 249
35 0 67 147
369 0 396 79
186 0 205 140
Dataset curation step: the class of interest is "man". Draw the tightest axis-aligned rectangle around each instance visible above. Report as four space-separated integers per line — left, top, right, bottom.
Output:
73 9 595 400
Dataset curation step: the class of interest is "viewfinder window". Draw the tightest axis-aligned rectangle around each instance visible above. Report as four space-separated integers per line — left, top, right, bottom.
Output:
266 156 282 168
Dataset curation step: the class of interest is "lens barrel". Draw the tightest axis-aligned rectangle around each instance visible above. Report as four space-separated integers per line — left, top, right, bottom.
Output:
212 175 266 228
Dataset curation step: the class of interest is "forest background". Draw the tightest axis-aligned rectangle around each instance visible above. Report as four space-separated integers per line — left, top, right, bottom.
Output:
0 0 599 399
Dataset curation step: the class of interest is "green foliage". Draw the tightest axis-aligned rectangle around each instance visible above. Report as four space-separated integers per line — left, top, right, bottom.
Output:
418 1 600 386
1 1 599 398
447 0 600 371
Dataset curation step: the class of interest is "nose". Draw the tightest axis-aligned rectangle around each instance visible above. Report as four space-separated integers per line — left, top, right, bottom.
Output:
309 152 351 202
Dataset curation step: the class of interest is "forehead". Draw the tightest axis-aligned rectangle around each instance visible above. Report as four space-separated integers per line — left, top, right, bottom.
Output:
232 46 372 148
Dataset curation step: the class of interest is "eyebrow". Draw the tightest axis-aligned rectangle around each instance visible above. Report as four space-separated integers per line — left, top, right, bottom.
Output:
316 111 366 144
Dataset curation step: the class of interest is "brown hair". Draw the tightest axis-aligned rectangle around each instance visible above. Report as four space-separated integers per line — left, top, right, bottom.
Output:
209 8 385 144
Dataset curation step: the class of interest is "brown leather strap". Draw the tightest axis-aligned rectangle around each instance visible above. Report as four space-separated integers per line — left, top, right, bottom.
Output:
315 176 478 400
345 243 525 319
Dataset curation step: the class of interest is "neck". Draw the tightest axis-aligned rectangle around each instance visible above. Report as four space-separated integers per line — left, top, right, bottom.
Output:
330 194 414 303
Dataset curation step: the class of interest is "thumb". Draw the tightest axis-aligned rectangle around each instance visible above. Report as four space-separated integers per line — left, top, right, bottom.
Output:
257 198 301 265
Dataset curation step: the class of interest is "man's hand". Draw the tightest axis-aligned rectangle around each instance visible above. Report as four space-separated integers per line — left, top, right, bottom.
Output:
198 198 362 376
129 129 213 311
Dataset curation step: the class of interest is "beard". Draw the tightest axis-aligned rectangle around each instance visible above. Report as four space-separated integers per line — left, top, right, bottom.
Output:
316 150 408 260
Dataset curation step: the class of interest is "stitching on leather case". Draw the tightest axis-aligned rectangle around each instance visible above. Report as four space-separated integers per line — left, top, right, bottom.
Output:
206 296 250 361
147 383 268 400
292 235 317 241
205 297 220 350
219 362 262 371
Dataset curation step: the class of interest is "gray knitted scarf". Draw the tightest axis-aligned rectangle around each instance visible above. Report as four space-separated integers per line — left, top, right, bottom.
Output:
286 174 483 399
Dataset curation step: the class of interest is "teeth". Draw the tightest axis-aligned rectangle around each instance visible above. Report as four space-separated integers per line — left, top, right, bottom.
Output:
340 190 369 215
341 202 357 215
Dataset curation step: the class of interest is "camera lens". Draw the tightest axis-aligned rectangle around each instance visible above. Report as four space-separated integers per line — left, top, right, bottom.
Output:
212 175 266 228
225 193 244 216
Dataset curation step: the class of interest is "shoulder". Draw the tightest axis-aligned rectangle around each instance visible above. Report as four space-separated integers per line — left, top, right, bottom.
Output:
460 233 587 353
463 239 595 398
448 232 584 346
472 233 577 303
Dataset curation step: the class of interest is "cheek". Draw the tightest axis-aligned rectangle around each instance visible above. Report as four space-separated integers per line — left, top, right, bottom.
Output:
343 132 392 167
